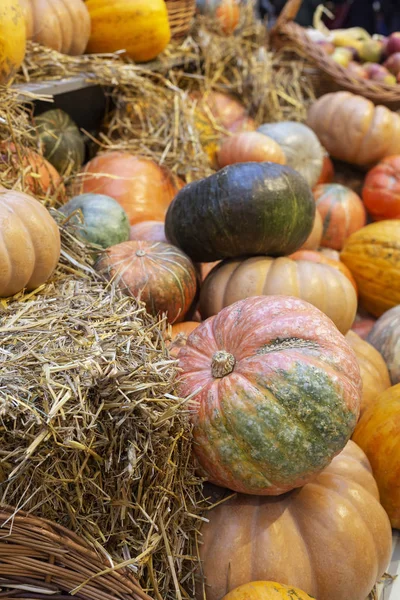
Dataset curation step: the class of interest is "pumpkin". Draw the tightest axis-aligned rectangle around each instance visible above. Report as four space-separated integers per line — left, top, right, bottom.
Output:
257 122 324 188
221 581 315 600
79 152 182 226
351 313 376 340
315 152 334 186
345 330 390 415
199 256 357 334
0 144 64 202
61 193 130 249
216 132 286 168
179 295 362 495
367 305 400 384
340 220 400 316
313 183 367 250
198 440 391 600
165 163 315 262
129 220 167 243
35 109 85 175
166 321 199 357
319 247 340 260
0 187 60 297
196 0 240 34
307 91 400 167
96 240 197 324
352 384 400 528
85 0 170 62
0 0 26 85
289 249 357 291
20 0 90 55
299 211 322 250
199 261 220 281
362 155 400 220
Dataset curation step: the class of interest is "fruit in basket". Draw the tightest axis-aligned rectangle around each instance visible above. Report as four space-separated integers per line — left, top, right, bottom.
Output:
359 39 384 63
368 305 400 385
220 581 315 600
0 0 26 85
179 295 362 495
85 0 170 62
199 256 357 333
299 211 323 250
165 163 315 262
60 193 130 249
79 152 183 226
331 47 353 67
307 92 400 167
347 61 368 79
0 187 60 297
216 132 286 168
313 183 366 250
384 52 400 75
330 27 370 46
35 109 85 175
385 31 400 56
197 441 391 600
257 122 324 188
21 0 91 55
352 384 400 528
316 40 335 55
340 220 400 317
364 63 396 84
289 249 357 291
129 220 167 243
196 0 240 35
362 155 400 220
96 240 197 324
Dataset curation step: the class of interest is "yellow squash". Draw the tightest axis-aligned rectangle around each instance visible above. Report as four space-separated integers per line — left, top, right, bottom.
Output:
0 0 26 85
85 0 171 62
222 581 315 600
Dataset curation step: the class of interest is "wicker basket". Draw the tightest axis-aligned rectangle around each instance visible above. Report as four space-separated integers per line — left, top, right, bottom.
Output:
166 0 196 38
271 0 400 110
0 507 152 600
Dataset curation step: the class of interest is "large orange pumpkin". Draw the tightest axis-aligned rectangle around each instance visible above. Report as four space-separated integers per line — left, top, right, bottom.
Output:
313 183 366 250
290 249 357 291
362 155 400 220
353 384 400 528
199 256 357 334
78 152 183 226
221 581 315 600
341 220 400 316
96 240 197 324
198 440 391 600
345 330 390 415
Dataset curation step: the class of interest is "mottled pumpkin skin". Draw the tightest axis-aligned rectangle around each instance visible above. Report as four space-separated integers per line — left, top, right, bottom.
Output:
345 331 390 415
368 305 400 384
362 155 400 220
198 441 392 600
96 240 197 324
314 183 366 250
341 220 400 316
353 384 400 528
221 581 315 600
36 109 84 175
179 296 362 495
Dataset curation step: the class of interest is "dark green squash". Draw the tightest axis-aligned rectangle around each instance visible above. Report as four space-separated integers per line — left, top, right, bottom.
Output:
61 193 130 249
35 109 85 174
164 162 315 262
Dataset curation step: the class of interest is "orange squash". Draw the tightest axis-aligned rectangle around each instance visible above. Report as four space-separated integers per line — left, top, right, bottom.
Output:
129 220 167 242
341 220 400 316
221 581 315 600
299 211 323 250
0 0 26 85
166 321 199 357
362 154 400 220
196 0 240 34
216 132 285 168
290 249 357 291
345 330 390 415
353 384 400 528
315 152 334 186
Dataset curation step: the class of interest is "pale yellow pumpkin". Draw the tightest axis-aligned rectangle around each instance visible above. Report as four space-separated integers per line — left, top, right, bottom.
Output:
0 0 26 85
85 0 171 62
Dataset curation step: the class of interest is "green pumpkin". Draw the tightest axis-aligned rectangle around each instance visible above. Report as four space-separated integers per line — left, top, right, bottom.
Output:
35 109 85 174
165 162 315 262
61 193 130 248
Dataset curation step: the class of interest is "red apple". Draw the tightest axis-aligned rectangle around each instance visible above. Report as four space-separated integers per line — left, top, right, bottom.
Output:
347 61 368 79
384 52 400 75
366 62 397 83
386 32 400 56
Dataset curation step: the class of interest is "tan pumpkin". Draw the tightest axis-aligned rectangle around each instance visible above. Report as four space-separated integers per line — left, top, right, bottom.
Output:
345 330 391 415
216 132 286 168
0 187 60 297
199 256 357 334
198 441 392 600
21 0 91 55
0 0 26 85
307 91 400 167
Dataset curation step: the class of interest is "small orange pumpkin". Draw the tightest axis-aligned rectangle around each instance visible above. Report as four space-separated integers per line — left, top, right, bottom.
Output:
217 132 286 168
166 321 199 357
221 581 315 600
362 155 400 220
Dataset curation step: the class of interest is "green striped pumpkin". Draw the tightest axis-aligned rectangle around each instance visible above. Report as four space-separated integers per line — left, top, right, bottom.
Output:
178 295 362 495
35 109 85 175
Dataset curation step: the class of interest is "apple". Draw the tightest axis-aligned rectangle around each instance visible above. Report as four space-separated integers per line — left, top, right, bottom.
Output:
359 39 384 63
384 52 400 75
365 63 397 84
347 61 368 79
386 32 400 56
331 47 353 68
316 40 335 55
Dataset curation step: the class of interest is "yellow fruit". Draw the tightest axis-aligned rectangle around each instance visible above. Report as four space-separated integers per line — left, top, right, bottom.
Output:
0 0 26 84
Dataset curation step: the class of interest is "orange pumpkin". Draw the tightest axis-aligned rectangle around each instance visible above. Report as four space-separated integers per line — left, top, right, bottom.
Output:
221 581 315 600
314 183 366 250
362 155 400 220
96 240 197 324
315 153 334 186
79 152 183 225
129 220 167 242
345 330 390 415
352 384 400 528
299 211 323 250
217 132 286 168
166 321 199 357
290 249 357 291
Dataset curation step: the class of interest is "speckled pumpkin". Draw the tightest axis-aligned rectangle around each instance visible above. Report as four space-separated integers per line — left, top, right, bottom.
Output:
368 305 400 385
178 295 362 495
35 109 84 174
221 581 315 600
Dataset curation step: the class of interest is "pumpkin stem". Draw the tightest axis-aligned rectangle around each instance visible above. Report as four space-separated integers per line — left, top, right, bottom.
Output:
211 351 236 378
136 249 146 257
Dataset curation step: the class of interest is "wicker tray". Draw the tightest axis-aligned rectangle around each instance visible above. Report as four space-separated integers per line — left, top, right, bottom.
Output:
0 507 152 600
166 0 196 38
271 0 400 110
